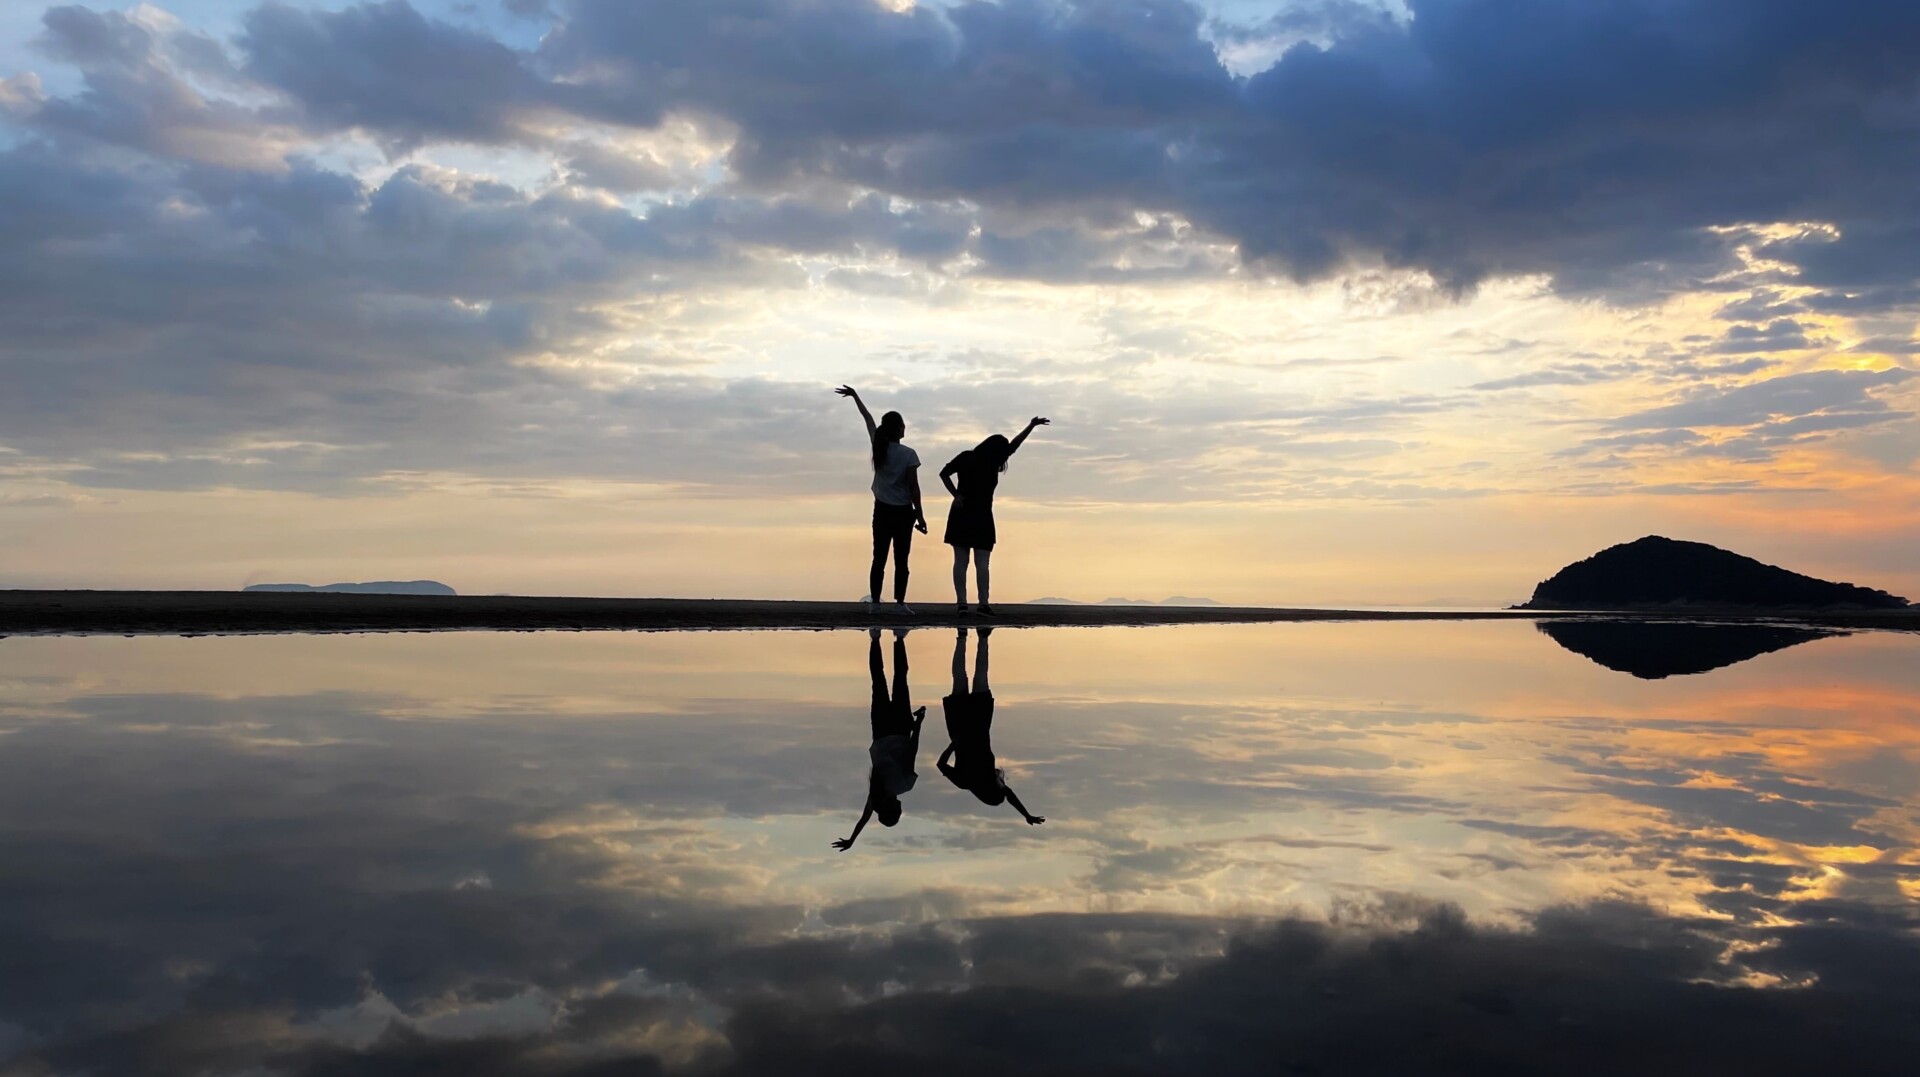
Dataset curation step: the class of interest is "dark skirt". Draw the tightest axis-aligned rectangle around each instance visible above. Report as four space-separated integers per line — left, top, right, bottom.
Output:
943 500 996 550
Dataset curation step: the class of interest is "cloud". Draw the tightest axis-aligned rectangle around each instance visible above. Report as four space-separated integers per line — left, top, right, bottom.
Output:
239 0 542 151
4 623 1919 1074
15 5 294 168
6 0 1920 512
1710 318 1821 355
179 0 1920 296
1607 368 1915 431
1471 362 1637 391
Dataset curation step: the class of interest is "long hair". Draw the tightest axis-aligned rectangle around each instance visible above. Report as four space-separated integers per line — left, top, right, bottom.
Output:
975 433 1012 473
872 411 905 470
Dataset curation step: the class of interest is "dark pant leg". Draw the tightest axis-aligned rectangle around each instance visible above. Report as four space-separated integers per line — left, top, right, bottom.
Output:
870 633 889 739
892 520 912 601
870 502 893 602
892 636 910 711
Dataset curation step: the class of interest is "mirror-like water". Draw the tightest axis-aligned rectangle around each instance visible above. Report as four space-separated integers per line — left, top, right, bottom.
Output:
2 622 1917 1074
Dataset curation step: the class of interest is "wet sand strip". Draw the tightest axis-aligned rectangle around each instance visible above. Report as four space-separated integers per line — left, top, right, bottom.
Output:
2 591 1916 636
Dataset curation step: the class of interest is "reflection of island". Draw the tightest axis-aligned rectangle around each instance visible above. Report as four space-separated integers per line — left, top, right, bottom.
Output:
1538 620 1847 679
244 580 457 596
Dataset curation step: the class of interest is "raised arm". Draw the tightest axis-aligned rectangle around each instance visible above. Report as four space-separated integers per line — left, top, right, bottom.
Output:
937 743 957 779
1007 416 1050 455
835 385 878 440
834 798 875 851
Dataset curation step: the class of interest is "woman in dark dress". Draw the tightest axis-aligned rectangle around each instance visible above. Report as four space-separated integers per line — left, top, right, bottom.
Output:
940 416 1048 615
937 626 1044 825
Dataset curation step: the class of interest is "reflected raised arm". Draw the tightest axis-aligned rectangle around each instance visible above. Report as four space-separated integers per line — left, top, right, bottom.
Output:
835 385 878 440
833 798 874 851
1005 788 1045 825
1007 416 1050 455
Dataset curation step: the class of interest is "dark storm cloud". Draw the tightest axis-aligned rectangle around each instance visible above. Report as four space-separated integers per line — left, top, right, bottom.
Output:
12 6 280 165
213 0 1920 293
240 0 541 150
538 0 1234 180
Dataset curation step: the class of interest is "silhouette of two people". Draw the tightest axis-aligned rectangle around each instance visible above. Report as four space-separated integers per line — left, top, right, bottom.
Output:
835 385 1051 614
835 626 1041 850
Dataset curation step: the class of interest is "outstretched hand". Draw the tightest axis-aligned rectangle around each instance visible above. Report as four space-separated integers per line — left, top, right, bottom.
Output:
1030 416 1050 427
1026 816 1046 825
835 385 858 398
832 838 855 851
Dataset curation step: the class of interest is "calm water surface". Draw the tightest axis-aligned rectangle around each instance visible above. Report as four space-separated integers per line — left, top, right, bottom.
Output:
2 622 1918 1075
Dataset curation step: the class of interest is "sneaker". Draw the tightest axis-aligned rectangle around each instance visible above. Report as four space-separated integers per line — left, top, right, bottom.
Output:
893 602 915 615
956 603 971 616
977 603 995 616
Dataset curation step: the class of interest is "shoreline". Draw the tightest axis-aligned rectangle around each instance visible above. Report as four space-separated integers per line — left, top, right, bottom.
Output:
2 590 1916 637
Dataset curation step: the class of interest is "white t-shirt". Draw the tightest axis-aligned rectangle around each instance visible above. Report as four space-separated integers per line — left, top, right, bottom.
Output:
870 736 918 796
871 441 920 506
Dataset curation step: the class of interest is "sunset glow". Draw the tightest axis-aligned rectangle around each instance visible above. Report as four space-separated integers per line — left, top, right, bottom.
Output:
1 0 1916 603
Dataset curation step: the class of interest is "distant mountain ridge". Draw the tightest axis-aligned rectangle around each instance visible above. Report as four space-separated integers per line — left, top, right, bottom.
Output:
1519 537 1907 611
245 581 457 596
1029 596 1222 606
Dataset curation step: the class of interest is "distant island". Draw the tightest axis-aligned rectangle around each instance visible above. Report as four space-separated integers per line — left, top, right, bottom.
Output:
1518 537 1909 611
1029 596 1222 606
244 581 457 596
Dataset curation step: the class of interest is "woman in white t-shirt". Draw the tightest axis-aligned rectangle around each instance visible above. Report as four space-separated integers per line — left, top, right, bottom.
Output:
836 385 928 611
833 628 925 851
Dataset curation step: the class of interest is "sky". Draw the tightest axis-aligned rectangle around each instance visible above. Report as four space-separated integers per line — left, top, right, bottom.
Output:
0 0 1916 604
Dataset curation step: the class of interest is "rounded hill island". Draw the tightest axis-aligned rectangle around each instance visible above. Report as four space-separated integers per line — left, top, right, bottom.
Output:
1518 536 1909 611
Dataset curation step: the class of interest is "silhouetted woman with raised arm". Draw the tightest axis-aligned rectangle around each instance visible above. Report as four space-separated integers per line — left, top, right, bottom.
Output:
836 386 927 612
835 628 926 850
937 626 1045 826
941 416 1049 615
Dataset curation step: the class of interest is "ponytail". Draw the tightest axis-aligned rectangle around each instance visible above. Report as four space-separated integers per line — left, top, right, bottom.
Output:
872 411 905 470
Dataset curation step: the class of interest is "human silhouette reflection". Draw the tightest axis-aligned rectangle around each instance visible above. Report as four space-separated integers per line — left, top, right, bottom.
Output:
834 628 925 850
938 626 1045 825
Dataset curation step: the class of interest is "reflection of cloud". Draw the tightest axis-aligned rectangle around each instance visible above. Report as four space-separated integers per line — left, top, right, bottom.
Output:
21 896 1920 1074
2 625 1919 1072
